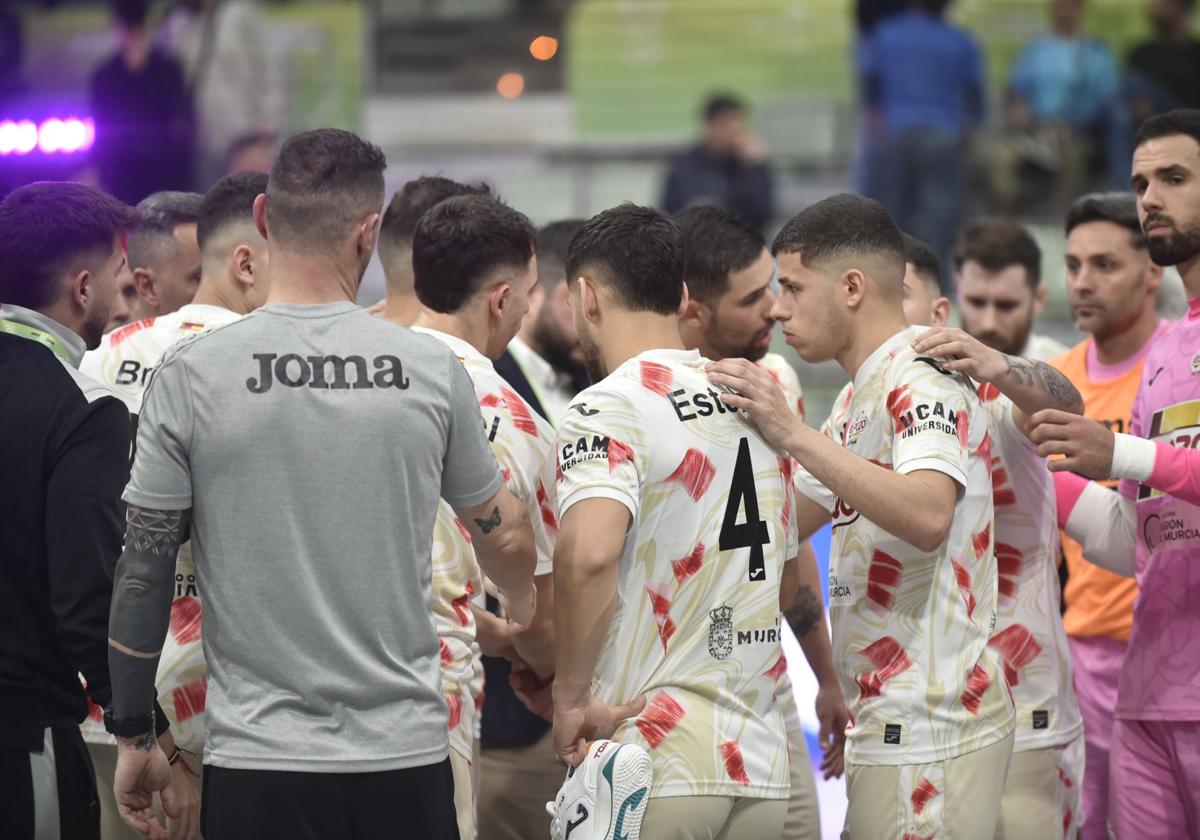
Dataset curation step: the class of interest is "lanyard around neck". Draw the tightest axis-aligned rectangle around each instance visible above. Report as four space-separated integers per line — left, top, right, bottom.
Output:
0 318 73 364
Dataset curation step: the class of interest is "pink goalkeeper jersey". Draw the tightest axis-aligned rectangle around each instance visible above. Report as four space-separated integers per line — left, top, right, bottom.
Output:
1117 300 1200 722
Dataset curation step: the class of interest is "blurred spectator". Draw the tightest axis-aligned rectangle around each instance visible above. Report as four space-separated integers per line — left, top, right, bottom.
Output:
160 0 283 191
1128 0 1200 114
1105 1 1200 188
660 93 775 233
89 0 193 206
858 0 984 291
992 0 1118 214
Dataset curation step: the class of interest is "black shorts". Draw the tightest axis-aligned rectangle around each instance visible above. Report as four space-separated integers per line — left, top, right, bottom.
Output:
201 758 459 840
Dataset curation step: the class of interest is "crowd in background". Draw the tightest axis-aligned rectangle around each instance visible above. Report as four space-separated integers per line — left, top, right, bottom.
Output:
854 0 1200 284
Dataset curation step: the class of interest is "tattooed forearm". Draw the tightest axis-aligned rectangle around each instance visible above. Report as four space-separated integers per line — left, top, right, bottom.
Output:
474 506 502 535
1000 355 1084 414
1034 361 1084 412
785 585 824 638
109 505 190 719
125 506 187 557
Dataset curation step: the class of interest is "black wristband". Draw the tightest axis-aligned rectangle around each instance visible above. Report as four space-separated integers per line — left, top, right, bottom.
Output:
103 706 156 739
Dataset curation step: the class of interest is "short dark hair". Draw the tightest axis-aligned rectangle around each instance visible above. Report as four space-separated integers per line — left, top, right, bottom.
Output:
378 176 491 266
704 93 745 123
954 218 1041 288
537 219 585 288
1134 108 1200 151
112 0 148 28
0 182 137 310
266 128 386 252
197 171 268 251
676 205 765 302
412 195 537 314
902 232 942 294
566 204 685 316
126 191 202 270
1065 192 1146 249
772 194 906 284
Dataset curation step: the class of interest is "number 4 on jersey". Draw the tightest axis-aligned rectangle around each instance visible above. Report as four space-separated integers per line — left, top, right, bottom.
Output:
719 437 771 581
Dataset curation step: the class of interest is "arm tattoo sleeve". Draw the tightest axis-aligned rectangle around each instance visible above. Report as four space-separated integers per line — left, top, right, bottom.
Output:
784 585 824 638
108 505 189 721
1002 354 1084 413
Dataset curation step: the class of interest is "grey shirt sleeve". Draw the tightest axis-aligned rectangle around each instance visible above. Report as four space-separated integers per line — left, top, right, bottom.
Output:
123 352 194 511
440 354 504 508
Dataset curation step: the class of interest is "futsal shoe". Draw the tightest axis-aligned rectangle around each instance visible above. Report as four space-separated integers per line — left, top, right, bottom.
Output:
547 739 652 840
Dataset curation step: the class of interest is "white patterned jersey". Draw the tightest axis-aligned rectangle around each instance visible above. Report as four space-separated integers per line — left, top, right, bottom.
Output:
556 348 798 799
757 352 805 421
414 328 558 761
793 327 1013 765
755 352 808 715
78 304 242 751
82 304 241 414
821 381 855 444
977 385 1083 752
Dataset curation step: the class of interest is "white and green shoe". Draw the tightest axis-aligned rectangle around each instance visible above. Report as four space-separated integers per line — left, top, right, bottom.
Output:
547 740 653 840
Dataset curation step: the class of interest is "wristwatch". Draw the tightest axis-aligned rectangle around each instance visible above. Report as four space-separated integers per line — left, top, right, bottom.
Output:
103 707 156 739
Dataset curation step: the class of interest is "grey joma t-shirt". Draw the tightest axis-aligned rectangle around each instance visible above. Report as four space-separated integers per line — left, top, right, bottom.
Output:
125 301 503 772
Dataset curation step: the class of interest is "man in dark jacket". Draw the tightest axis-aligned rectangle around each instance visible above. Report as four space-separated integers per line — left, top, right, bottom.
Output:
0 183 188 839
661 93 775 232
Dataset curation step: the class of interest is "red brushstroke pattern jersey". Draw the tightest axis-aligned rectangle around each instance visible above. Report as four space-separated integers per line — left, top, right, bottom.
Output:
414 328 557 761
793 327 1013 765
556 349 797 798
978 388 1082 752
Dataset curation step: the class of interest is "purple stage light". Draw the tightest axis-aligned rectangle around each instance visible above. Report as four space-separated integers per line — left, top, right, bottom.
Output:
0 117 94 156
15 120 37 155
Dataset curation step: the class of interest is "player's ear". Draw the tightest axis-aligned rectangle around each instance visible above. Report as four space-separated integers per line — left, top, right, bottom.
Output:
69 266 92 312
132 267 158 309
489 281 512 320
677 282 691 320
680 285 707 328
579 275 601 322
1033 283 1047 315
931 296 951 327
253 193 269 240
232 244 255 288
357 213 381 259
842 268 866 309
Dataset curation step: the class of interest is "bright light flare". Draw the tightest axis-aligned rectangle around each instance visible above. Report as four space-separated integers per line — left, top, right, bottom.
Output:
0 117 95 156
497 73 525 99
529 35 558 61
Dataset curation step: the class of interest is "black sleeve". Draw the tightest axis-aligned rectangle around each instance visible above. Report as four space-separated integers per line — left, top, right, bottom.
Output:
44 396 131 711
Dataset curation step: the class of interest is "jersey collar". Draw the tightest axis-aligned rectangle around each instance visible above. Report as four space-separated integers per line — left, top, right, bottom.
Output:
0 304 86 368
411 326 493 368
174 303 239 324
853 326 924 391
632 347 705 368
